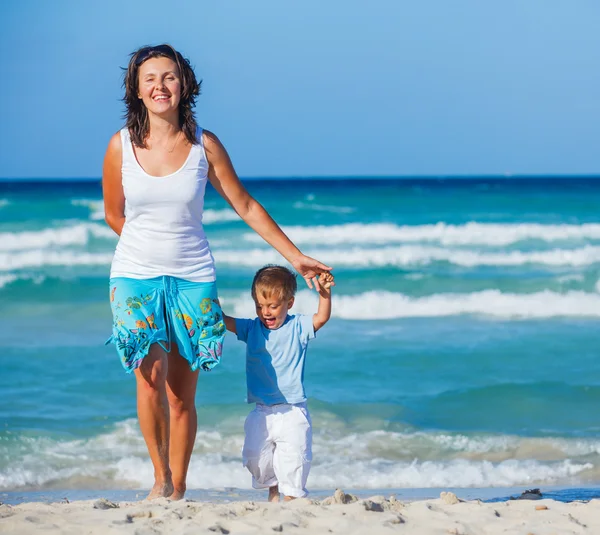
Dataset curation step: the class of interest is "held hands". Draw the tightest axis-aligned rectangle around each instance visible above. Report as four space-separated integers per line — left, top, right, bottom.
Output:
291 254 334 291
317 272 334 296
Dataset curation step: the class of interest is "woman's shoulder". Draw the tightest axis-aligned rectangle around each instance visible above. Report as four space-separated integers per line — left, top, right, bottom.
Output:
103 131 124 168
200 129 226 160
106 131 124 153
200 128 218 146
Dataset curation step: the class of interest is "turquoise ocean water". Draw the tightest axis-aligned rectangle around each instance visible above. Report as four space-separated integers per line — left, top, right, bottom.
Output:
1 178 600 501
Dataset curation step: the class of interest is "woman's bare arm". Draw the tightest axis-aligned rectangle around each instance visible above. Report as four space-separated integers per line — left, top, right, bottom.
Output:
204 130 332 289
102 133 125 236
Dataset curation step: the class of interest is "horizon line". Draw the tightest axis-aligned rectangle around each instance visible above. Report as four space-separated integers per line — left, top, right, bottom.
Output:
2 173 600 182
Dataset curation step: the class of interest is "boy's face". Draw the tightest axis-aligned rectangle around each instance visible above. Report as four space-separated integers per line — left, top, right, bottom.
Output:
255 293 294 330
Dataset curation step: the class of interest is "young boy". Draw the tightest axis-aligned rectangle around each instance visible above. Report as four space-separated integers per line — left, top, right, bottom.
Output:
223 265 333 502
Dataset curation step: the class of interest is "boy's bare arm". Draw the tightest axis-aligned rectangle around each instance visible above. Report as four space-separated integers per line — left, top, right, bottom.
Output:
313 273 334 332
223 313 237 334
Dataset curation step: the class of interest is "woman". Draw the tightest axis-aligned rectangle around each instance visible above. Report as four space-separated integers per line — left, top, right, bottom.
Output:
102 44 332 500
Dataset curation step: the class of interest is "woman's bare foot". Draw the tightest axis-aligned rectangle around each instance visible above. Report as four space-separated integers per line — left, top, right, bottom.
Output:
146 480 174 500
283 495 296 502
268 486 280 503
169 486 186 501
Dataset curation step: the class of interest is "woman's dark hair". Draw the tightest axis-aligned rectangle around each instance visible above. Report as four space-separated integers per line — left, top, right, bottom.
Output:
123 44 201 148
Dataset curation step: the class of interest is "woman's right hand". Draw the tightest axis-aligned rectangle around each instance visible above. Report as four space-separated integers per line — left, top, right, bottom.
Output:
291 254 333 291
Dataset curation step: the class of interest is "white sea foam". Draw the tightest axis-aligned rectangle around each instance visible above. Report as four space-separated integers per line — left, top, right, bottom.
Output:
6 237 600 268
0 223 115 252
114 455 592 491
0 274 46 289
0 251 114 271
71 198 105 220
1 420 596 490
557 273 585 283
215 245 600 268
203 208 240 224
356 431 600 458
6 225 600 271
293 201 356 214
0 274 18 289
309 458 591 489
0 212 236 255
243 222 600 246
225 289 600 319
4 246 600 320
7 220 600 271
405 273 427 280
71 198 100 208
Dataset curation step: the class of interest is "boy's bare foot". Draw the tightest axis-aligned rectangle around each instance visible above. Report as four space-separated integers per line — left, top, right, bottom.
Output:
283 495 296 502
268 486 280 502
146 480 174 500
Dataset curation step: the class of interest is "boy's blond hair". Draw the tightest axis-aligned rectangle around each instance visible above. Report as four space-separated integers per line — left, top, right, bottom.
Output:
251 265 298 302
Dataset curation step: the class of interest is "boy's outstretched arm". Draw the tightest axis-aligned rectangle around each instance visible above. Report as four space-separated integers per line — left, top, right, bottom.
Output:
313 273 334 332
223 313 237 334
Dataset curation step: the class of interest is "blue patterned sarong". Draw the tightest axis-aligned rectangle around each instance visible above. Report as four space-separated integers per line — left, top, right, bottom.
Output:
106 276 225 373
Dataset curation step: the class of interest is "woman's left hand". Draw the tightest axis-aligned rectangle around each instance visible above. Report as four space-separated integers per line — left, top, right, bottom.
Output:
291 255 334 291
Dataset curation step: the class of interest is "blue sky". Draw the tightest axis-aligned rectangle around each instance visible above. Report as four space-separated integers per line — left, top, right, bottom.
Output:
1 0 599 178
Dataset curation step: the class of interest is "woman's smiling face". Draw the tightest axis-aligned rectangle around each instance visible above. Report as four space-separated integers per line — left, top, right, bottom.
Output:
137 57 182 117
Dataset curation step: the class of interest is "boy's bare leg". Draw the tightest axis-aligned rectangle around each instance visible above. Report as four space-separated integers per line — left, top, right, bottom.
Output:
268 486 280 502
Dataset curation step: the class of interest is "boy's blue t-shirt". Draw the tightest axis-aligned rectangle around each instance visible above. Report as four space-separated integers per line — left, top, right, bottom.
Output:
235 314 315 405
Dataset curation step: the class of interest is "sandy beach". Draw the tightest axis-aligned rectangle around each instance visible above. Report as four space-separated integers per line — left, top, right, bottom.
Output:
1 490 599 535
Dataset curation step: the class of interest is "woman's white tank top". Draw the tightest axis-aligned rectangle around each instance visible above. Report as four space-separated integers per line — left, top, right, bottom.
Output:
110 127 216 282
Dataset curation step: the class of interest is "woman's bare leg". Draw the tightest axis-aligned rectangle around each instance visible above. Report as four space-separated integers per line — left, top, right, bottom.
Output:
166 345 200 500
134 344 174 499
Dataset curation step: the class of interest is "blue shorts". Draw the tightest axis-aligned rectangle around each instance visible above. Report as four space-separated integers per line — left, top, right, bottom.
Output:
106 276 225 373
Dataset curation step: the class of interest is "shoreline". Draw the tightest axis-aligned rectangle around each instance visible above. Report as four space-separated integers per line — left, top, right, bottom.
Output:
2 488 600 535
3 485 600 506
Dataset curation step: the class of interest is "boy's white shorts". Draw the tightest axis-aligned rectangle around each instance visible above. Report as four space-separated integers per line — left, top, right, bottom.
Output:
242 402 312 498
